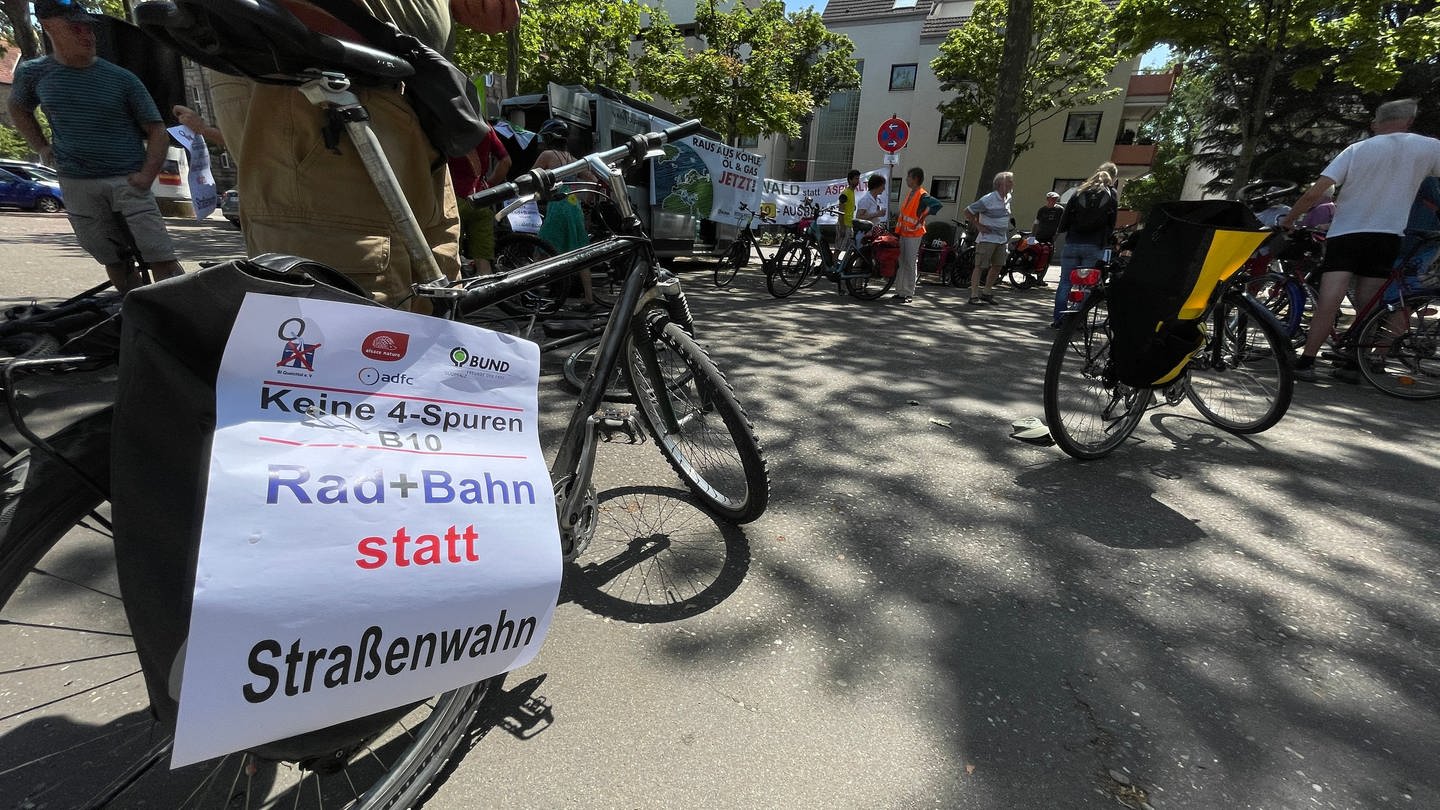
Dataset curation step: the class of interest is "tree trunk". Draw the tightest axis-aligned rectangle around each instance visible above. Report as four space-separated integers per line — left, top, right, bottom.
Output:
505 28 520 98
2 0 43 60
974 0 1034 200
1227 9 1289 198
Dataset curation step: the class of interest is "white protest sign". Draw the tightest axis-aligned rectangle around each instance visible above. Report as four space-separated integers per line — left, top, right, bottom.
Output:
649 121 766 226
167 124 218 220
760 170 884 225
172 293 562 767
504 198 543 233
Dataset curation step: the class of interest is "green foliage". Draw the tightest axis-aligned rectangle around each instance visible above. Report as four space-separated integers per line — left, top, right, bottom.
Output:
1112 0 1440 193
642 0 860 145
0 123 32 160
452 0 676 98
1119 63 1199 216
930 0 1122 161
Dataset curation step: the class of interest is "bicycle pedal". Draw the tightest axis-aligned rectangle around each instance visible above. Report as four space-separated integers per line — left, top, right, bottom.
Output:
597 409 647 444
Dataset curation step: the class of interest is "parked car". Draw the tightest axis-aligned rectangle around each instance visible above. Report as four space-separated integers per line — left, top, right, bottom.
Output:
0 167 64 212
220 188 240 228
0 160 60 184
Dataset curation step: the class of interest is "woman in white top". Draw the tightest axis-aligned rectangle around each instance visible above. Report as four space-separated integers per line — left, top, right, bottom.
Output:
854 174 888 248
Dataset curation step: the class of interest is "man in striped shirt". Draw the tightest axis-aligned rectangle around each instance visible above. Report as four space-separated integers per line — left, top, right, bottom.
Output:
8 0 183 292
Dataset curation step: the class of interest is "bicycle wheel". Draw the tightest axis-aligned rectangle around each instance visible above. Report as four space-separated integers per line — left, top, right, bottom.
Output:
712 239 747 288
1356 295 1440 400
0 430 498 808
562 335 634 402
842 252 895 300
591 262 625 307
1247 271 1305 342
625 317 768 523
494 233 569 315
1185 294 1294 433
766 242 816 298
1042 288 1148 459
1003 252 1034 289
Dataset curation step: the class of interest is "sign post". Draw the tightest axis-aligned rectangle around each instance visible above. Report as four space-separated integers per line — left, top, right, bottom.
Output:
876 115 910 205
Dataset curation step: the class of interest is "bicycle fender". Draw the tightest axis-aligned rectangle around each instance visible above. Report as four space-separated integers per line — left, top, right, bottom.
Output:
1233 290 1289 335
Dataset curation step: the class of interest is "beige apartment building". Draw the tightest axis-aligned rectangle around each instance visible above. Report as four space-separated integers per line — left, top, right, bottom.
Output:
791 0 1175 224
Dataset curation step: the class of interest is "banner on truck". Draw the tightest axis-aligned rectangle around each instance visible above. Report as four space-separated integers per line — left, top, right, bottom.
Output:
649 121 766 227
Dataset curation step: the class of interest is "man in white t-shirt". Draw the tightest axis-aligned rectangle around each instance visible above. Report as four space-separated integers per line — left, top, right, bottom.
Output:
964 171 1014 304
1281 98 1440 380
854 174 889 248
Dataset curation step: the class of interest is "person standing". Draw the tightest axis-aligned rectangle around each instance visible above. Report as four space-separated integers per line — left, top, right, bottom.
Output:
8 0 185 293
1280 98 1440 380
533 118 599 309
1029 191 1064 287
1050 169 1117 327
449 127 512 276
890 167 942 304
964 171 1014 305
831 169 861 272
207 0 519 310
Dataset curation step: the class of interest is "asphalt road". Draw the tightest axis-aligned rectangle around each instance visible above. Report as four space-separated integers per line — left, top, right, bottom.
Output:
2 210 1438 809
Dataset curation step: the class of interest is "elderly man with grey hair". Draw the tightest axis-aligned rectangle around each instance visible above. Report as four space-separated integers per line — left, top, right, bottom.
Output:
964 171 1015 305
1281 98 1440 380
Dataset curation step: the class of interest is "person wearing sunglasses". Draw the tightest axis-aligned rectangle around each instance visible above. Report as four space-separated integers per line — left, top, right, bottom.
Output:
8 0 185 293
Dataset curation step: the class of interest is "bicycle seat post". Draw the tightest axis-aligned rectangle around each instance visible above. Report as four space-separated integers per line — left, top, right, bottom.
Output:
297 72 448 289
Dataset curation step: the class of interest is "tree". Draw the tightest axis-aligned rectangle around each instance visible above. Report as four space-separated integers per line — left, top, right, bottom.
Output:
0 122 32 159
452 0 678 100
1111 0 1440 196
642 0 860 146
931 0 1122 197
1119 64 1204 217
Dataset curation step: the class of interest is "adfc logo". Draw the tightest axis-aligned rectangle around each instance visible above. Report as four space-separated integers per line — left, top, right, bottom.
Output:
362 330 410 362
276 317 321 371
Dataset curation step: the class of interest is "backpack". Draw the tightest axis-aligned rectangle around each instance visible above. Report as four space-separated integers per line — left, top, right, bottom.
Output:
1068 187 1112 233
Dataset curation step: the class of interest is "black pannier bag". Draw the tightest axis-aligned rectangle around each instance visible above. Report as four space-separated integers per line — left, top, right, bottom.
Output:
1106 201 1270 388
110 257 417 760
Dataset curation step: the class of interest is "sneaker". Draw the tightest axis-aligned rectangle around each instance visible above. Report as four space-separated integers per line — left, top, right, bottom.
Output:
1331 366 1362 384
891 295 912 304
1293 357 1317 381
968 297 983 306
980 294 996 304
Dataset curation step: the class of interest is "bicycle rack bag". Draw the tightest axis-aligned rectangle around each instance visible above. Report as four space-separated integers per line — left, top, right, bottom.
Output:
1107 201 1269 388
109 256 419 759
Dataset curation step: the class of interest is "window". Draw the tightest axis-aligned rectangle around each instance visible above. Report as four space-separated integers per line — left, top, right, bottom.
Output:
737 134 759 149
938 117 967 144
1063 112 1102 143
889 64 917 92
1053 178 1084 200
930 177 959 202
892 0 917 8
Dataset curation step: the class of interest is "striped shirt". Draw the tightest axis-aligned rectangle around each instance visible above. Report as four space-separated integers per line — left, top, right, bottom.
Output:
12 57 160 179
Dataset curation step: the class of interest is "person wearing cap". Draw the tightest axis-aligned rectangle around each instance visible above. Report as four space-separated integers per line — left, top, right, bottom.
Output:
8 0 184 293
1281 98 1440 381
1029 191 1064 288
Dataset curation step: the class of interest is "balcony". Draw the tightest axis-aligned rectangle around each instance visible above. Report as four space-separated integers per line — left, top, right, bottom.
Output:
1126 72 1176 99
1111 143 1158 166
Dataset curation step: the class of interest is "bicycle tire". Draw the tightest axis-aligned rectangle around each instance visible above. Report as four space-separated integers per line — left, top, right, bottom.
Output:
842 252 895 300
562 335 634 402
1356 294 1440 400
713 239 747 288
1003 253 1034 289
592 263 625 307
1247 271 1305 341
493 233 569 315
625 317 768 523
1042 288 1148 459
0 422 498 809
1185 293 1294 433
766 242 815 298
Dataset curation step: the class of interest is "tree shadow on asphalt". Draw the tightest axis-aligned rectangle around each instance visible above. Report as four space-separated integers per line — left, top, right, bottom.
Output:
647 273 1440 808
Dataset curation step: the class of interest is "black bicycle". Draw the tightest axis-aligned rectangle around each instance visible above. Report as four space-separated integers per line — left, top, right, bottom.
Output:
0 3 769 805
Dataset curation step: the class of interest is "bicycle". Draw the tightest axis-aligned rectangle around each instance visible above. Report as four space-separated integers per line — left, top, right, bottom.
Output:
2 3 770 806
1044 201 1295 460
712 202 809 291
915 218 973 288
1304 231 1440 398
1001 229 1051 289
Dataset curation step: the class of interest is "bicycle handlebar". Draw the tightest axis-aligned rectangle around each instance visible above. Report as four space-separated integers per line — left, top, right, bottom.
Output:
469 119 703 210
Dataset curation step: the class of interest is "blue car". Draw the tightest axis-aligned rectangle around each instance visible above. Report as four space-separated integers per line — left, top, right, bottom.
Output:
0 167 64 213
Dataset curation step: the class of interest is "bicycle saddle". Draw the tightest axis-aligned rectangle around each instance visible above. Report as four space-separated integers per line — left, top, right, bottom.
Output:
135 0 413 86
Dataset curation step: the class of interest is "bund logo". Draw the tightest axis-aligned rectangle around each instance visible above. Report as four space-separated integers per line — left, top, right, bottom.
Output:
449 347 510 373
362 330 410 362
276 318 320 372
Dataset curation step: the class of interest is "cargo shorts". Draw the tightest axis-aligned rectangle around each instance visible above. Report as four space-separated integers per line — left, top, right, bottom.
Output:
59 176 177 266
